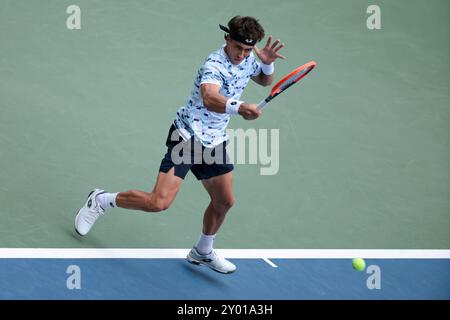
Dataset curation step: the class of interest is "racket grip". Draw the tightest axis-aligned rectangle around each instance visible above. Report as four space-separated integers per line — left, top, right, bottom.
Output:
257 100 267 110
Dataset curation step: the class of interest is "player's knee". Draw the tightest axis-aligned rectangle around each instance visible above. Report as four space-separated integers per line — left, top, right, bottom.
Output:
150 195 173 212
226 196 235 209
154 200 171 212
213 196 235 212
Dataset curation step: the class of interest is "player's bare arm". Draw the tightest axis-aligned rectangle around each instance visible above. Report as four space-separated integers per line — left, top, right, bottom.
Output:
200 83 261 120
252 35 286 86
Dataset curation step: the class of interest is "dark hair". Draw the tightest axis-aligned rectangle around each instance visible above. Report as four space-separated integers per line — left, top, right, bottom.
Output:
227 16 265 43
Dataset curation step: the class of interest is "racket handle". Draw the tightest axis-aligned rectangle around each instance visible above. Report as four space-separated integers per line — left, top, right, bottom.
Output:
257 99 267 110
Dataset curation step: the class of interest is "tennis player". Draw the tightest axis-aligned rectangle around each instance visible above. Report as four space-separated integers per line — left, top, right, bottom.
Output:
75 16 285 274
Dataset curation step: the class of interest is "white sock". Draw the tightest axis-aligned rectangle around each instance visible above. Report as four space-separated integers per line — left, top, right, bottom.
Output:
195 233 215 255
96 192 118 210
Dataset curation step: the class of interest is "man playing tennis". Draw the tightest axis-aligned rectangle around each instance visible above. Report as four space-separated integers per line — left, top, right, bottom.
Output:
75 16 285 274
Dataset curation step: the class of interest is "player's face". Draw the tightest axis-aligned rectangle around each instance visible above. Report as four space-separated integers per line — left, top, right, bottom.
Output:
225 37 254 65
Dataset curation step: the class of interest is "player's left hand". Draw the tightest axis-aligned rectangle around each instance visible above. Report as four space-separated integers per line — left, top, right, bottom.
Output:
254 35 286 64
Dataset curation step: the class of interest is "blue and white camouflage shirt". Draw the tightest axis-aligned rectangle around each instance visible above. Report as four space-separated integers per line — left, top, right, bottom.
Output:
174 45 262 147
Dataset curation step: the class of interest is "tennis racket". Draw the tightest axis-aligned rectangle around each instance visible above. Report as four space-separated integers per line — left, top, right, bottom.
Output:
257 61 316 110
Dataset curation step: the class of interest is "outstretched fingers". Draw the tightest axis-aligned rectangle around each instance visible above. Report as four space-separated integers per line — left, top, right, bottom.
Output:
264 35 272 49
257 35 287 61
274 42 284 52
270 39 280 50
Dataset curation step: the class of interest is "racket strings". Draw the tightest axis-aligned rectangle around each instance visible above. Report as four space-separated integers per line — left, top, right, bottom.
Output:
279 67 313 90
267 61 316 100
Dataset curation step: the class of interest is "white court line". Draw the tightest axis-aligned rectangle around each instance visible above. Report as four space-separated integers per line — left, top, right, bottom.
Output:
262 257 278 268
0 249 449 259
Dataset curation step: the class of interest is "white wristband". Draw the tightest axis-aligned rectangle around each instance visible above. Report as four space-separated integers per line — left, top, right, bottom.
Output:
261 62 274 75
226 99 243 115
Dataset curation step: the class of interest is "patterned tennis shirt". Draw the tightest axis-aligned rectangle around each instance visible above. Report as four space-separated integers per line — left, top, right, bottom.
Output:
174 45 261 147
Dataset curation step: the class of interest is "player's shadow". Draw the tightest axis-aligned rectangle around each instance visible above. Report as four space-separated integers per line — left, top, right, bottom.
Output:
63 225 112 248
181 263 231 287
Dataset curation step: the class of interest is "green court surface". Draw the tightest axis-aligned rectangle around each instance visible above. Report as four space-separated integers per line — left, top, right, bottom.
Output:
0 0 449 250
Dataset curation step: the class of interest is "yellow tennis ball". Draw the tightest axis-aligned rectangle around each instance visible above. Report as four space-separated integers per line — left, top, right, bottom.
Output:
352 258 366 271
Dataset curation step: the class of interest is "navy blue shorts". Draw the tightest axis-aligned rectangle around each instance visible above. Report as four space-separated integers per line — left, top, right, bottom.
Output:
159 124 234 180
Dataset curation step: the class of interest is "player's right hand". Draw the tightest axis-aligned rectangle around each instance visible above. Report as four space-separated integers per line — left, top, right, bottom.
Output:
238 103 262 120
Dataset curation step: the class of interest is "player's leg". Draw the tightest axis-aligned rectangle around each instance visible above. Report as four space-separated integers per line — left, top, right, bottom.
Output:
200 171 234 236
116 167 182 212
187 171 236 274
75 124 190 236
75 168 183 236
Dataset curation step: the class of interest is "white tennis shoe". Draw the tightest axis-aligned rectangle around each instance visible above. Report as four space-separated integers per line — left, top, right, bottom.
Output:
187 247 236 274
75 189 106 236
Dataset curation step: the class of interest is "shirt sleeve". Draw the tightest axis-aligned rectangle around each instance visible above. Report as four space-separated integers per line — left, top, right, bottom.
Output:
199 60 224 87
251 57 262 77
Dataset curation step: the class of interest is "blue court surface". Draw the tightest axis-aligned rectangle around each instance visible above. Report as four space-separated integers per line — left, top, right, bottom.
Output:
0 249 448 300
